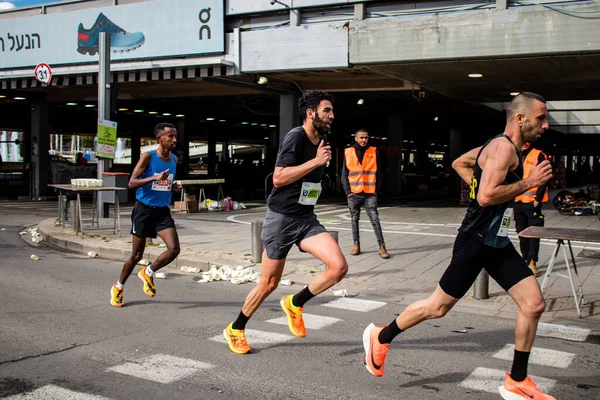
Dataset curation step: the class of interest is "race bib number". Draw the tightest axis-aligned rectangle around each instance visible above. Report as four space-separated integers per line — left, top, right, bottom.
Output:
496 207 513 237
298 182 322 205
151 173 173 191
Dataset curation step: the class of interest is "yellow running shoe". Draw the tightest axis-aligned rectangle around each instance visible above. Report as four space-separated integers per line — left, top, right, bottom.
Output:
110 284 124 307
280 294 306 337
137 267 156 297
223 322 252 354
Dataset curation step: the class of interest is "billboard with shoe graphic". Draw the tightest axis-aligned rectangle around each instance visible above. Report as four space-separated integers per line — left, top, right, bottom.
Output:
0 0 224 69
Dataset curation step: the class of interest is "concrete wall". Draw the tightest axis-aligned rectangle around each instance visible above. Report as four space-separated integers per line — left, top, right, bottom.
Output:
241 22 348 72
349 2 600 63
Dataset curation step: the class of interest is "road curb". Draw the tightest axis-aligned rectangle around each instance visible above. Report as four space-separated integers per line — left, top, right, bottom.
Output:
37 218 255 271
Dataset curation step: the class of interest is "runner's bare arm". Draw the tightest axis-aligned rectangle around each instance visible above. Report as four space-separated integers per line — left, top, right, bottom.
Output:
477 140 552 207
452 146 482 184
273 140 331 188
128 153 166 189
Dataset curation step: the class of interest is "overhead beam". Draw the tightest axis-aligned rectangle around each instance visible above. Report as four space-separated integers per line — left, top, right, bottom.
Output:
484 100 600 112
551 125 600 135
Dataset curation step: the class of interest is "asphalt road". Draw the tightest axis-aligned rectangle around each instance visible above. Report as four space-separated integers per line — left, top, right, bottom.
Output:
0 202 599 399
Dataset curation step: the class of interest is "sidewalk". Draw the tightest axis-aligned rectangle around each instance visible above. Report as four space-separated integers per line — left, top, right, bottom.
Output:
36 201 600 331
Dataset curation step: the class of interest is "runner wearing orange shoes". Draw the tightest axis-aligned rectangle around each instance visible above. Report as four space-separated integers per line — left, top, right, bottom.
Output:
223 91 348 354
363 93 556 400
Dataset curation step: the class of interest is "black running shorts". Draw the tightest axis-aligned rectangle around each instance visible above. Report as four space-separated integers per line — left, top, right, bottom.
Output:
130 201 175 239
439 231 533 299
261 208 327 260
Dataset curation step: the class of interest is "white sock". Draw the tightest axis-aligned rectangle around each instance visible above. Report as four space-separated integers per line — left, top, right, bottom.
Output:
145 265 154 277
115 281 124 289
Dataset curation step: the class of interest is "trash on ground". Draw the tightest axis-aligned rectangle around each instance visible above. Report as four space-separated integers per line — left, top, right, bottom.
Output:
138 259 150 266
280 279 292 286
28 227 43 244
1 228 6 231
180 266 201 273
87 251 97 257
198 265 260 284
155 272 167 279
327 288 347 297
452 329 467 334
30 254 39 261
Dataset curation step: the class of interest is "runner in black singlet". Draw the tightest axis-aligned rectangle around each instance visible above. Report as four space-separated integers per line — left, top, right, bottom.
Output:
362 93 556 400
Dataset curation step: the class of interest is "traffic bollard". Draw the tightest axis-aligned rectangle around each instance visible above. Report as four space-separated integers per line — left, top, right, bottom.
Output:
58 195 67 223
473 270 489 299
69 200 80 232
251 220 263 263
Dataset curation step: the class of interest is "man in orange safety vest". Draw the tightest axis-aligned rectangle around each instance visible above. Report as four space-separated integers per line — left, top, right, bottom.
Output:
341 129 389 259
514 142 550 277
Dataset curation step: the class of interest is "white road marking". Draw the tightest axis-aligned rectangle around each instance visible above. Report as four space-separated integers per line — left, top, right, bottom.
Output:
106 353 213 384
459 367 556 394
5 385 113 399
322 225 457 238
265 313 342 329
211 329 294 349
537 322 591 342
493 344 575 368
322 297 386 312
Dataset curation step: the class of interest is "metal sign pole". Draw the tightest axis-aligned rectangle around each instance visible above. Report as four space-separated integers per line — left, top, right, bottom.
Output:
98 32 111 218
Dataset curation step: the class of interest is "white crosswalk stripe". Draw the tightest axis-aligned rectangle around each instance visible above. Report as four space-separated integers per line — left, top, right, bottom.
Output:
493 344 576 369
536 322 591 342
106 353 214 384
321 297 387 312
459 367 557 394
265 313 342 330
5 384 113 400
210 329 294 349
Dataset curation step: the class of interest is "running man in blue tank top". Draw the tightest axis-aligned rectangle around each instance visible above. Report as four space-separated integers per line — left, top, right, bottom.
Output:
110 123 181 307
362 93 556 400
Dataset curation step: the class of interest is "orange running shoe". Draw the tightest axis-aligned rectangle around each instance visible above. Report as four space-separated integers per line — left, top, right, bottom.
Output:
499 372 556 400
110 284 124 307
363 323 390 377
223 322 252 354
280 294 306 337
138 267 156 297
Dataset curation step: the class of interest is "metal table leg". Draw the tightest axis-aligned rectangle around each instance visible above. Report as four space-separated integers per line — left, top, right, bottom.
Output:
115 190 121 237
560 240 584 317
540 240 561 293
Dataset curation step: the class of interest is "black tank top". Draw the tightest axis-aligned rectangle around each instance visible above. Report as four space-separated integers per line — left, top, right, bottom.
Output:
459 134 523 248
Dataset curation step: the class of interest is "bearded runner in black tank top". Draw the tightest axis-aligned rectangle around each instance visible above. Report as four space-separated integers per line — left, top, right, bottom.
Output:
459 134 524 248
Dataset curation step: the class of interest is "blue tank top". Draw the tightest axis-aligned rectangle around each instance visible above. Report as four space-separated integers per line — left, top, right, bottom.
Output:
136 150 177 207
459 134 523 248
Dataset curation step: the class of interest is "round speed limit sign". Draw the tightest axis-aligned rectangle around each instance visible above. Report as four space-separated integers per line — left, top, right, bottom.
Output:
34 63 52 85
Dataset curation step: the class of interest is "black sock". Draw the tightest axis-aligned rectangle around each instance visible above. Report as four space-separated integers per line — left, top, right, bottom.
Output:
231 311 250 330
292 286 315 308
378 319 403 344
510 350 530 382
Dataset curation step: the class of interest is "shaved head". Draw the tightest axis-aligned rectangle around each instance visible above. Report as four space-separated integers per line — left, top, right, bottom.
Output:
506 92 546 121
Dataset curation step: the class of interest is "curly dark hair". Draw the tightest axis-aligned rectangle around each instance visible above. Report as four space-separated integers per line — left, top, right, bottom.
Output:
298 90 334 121
154 123 175 138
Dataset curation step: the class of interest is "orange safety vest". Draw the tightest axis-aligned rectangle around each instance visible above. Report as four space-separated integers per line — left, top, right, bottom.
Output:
345 146 377 194
515 148 549 203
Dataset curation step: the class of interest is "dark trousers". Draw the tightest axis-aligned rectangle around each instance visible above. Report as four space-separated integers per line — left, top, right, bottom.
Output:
513 201 544 262
348 193 385 245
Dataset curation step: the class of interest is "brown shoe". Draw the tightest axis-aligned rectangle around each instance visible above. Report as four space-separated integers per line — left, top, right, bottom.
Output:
378 244 390 259
529 259 539 277
350 242 360 256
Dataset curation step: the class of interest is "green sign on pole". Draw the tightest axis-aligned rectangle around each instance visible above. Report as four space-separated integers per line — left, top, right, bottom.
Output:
97 119 117 159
